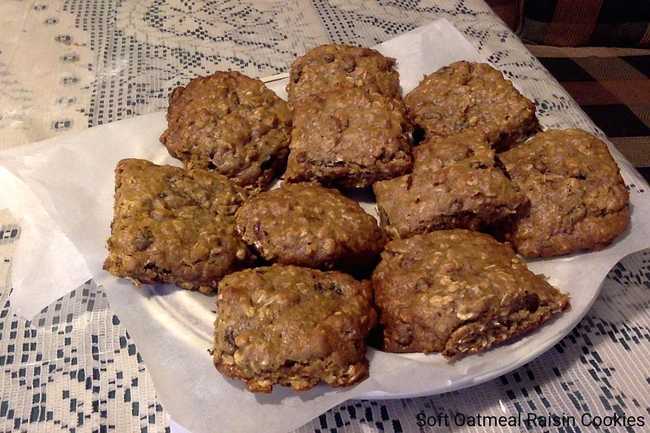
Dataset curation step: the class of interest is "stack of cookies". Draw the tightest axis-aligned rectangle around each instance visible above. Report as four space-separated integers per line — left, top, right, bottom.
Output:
284 44 412 187
103 43 630 394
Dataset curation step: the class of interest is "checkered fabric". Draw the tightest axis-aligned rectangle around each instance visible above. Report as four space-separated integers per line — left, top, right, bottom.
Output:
520 0 650 47
536 54 650 181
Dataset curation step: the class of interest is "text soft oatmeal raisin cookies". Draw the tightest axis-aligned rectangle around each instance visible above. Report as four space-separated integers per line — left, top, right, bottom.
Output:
499 128 630 257
103 159 251 294
287 43 400 101
405 61 538 150
373 230 569 357
160 71 292 189
213 265 376 392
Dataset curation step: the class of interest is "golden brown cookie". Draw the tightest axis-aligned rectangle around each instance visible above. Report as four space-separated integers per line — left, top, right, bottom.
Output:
160 71 292 189
103 159 251 294
285 88 413 188
235 183 385 270
373 130 527 239
287 44 400 101
404 61 538 150
499 128 630 257
213 265 376 392
372 230 569 357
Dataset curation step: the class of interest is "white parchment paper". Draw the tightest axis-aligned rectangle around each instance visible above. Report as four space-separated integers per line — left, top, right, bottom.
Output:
1 19 649 433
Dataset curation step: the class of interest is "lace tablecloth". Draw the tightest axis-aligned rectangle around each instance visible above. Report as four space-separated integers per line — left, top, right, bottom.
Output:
1 1 649 432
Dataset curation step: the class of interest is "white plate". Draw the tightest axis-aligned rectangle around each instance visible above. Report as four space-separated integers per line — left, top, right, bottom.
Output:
2 19 650 433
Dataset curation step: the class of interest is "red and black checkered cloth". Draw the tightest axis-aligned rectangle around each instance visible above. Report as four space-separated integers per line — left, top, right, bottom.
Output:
537 54 650 182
